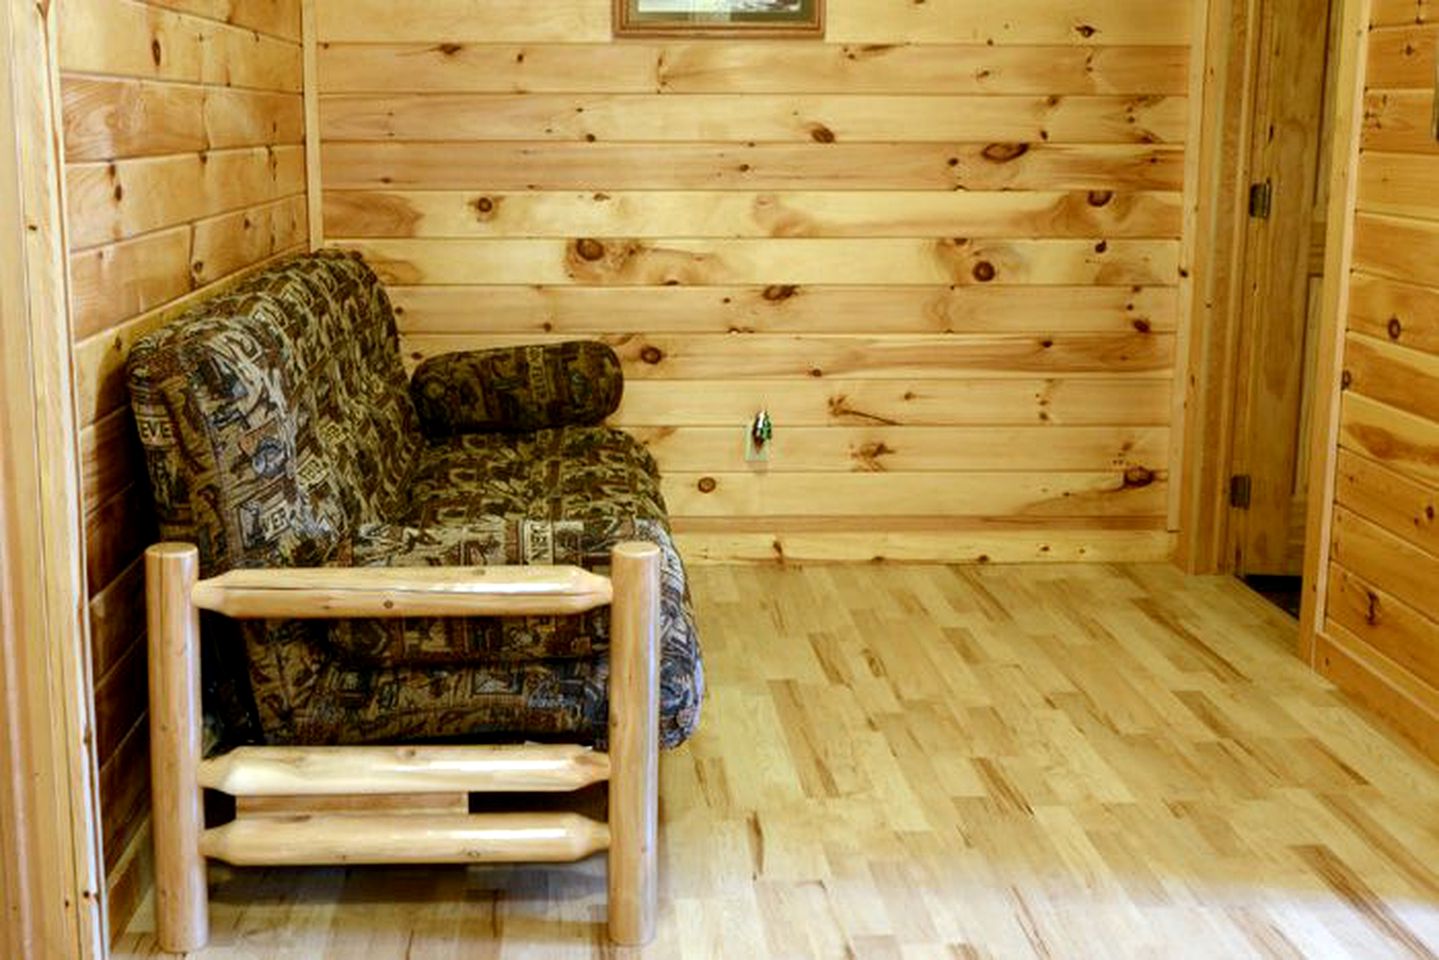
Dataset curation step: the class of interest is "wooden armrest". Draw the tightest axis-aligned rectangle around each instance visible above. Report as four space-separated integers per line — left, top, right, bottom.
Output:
188 560 614 619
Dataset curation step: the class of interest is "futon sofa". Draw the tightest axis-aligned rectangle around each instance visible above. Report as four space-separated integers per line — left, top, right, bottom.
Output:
126 250 703 752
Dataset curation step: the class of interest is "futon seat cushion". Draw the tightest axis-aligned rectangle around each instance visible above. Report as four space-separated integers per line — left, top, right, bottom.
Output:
320 425 674 666
404 425 665 528
126 251 702 751
257 515 701 748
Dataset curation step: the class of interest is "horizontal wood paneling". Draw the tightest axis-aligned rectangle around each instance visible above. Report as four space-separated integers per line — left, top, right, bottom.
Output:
320 94 1189 144
1370 1 1439 28
1319 20 1439 760
346 237 1179 287
1332 507 1439 628
674 527 1174 563
63 76 303 161
318 43 1190 96
72 247 302 424
69 196 306 339
1341 332 1439 424
92 643 146 765
1339 392 1439 489
320 141 1187 193
387 285 1178 335
97 718 150 919
629 425 1168 473
1366 24 1439 87
1352 211 1439 287
400 332 1175 379
1363 90 1439 155
1313 623 1439 765
1335 449 1439 559
660 471 1167 518
1347 271 1439 354
315 0 1190 565
1328 564 1439 691
88 559 146 683
319 0 1189 45
57 0 307 902
67 144 305 248
84 485 155 599
612 379 1173 427
60 0 301 90
146 0 301 40
824 0 1192 45
326 190 1184 241
1356 152 1439 219
69 226 193 340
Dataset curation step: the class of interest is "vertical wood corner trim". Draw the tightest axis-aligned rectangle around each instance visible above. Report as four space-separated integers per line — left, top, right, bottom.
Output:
0 0 106 956
1170 0 1216 539
302 0 323 250
1299 0 1373 656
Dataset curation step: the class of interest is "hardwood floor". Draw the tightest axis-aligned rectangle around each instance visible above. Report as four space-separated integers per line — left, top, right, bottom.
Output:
114 564 1439 959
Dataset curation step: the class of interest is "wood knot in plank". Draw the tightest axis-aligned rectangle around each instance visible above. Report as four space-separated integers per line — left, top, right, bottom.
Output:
972 261 996 282
981 142 1030 163
853 441 895 472
1087 190 1114 207
437 43 463 56
827 394 898 425
470 196 498 218
1388 316 1403 340
1122 466 1155 489
574 238 606 261
639 345 664 365
763 284 798 302
697 477 717 494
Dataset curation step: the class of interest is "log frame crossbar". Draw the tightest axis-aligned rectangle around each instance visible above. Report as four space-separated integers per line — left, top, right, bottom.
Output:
145 541 661 952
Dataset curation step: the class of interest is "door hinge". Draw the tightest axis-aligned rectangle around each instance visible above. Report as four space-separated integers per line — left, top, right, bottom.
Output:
1248 181 1273 219
1230 474 1253 510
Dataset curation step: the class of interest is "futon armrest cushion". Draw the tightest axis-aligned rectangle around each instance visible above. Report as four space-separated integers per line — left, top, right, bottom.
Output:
410 341 624 436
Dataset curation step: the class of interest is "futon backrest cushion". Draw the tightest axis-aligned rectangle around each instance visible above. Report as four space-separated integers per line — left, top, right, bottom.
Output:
126 251 421 575
410 341 625 435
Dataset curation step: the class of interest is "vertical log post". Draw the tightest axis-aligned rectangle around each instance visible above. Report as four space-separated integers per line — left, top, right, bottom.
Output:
146 543 209 952
606 541 660 946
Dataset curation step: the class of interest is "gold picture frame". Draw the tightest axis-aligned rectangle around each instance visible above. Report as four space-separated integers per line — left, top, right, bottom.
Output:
614 0 824 38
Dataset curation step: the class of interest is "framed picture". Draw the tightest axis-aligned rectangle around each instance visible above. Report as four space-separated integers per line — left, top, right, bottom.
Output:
614 0 824 37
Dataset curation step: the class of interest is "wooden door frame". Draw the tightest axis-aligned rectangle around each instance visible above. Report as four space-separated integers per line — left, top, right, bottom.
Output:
1177 0 1264 574
1297 0 1368 658
1178 0 1338 576
0 0 108 956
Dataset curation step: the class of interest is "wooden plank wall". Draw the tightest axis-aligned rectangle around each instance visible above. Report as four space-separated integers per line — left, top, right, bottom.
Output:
315 0 1193 564
54 0 307 936
1312 2 1439 760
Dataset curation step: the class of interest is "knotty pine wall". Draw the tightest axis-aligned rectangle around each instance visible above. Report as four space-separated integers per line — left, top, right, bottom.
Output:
316 0 1194 564
56 0 307 933
1311 3 1439 759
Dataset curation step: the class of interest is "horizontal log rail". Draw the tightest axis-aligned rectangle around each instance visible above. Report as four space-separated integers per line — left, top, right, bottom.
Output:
198 744 612 795
189 560 614 619
199 812 611 866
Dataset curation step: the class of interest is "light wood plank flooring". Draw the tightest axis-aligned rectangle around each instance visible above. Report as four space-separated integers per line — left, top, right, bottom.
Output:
116 564 1439 958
